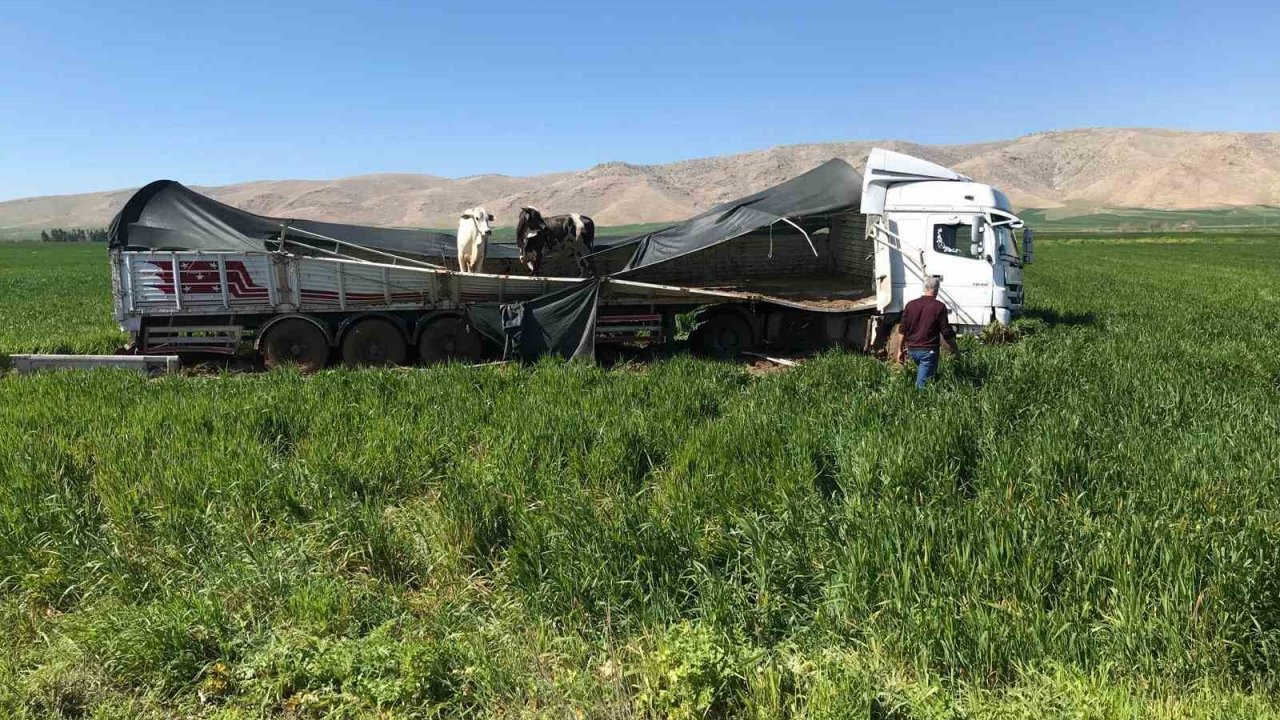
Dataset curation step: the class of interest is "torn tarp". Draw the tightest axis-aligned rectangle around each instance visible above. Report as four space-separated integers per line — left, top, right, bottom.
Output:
109 180 480 263
107 180 636 263
614 158 861 274
468 278 600 362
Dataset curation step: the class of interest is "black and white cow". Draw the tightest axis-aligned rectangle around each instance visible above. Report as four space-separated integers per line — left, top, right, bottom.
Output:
515 207 596 276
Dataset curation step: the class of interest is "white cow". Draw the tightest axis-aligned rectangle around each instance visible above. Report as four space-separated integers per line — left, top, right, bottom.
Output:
456 207 493 273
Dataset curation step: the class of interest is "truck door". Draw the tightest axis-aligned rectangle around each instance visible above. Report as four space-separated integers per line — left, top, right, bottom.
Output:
924 215 993 326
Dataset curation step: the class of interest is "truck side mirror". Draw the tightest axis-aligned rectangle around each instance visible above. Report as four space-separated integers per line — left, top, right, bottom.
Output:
1022 228 1035 264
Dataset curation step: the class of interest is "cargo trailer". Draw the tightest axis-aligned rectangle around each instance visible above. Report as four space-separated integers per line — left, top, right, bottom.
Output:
106 150 1033 369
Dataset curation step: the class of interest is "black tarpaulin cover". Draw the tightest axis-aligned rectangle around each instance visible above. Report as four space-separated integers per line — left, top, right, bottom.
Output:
615 158 861 273
107 180 635 261
462 160 861 360
467 279 600 361
109 180 483 260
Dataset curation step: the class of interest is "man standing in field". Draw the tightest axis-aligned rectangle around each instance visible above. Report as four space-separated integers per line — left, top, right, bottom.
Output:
896 276 961 389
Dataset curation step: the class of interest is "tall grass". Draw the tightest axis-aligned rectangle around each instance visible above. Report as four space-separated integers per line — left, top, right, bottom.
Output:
0 242 125 355
1 237 1280 717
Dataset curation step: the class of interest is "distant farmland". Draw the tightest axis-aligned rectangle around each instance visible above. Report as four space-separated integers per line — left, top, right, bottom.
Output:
1022 204 1280 233
2 236 1280 718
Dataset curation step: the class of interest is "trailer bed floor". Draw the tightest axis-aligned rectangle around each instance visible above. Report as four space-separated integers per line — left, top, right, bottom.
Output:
692 276 875 311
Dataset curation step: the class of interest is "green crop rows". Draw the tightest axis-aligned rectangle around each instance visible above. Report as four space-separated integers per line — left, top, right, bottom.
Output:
1 237 1279 718
0 244 126 356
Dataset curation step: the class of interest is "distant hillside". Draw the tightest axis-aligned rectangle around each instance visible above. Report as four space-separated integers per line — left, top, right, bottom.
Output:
3 128 1280 236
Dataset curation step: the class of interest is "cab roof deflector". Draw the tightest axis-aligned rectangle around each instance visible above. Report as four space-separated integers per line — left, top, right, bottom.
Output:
860 148 972 215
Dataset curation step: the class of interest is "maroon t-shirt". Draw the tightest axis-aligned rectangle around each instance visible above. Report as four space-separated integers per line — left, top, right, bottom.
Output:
900 296 958 351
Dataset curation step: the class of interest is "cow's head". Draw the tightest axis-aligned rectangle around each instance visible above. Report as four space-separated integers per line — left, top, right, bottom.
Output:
516 207 546 273
461 207 493 239
519 206 546 241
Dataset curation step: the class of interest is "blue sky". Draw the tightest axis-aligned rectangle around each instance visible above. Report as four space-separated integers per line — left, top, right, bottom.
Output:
1 0 1277 199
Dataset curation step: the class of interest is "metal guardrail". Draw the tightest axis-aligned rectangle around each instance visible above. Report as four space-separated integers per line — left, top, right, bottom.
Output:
10 354 180 375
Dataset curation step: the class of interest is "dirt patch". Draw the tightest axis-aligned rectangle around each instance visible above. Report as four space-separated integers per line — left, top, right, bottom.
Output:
745 358 794 376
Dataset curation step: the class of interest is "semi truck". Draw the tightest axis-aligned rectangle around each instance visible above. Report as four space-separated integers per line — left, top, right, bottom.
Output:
106 149 1032 369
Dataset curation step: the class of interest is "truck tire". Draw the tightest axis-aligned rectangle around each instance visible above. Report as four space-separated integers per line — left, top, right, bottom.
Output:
691 313 754 359
418 317 482 365
341 318 407 368
261 318 330 372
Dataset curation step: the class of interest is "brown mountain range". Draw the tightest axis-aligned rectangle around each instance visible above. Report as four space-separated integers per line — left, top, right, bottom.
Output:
3 128 1278 233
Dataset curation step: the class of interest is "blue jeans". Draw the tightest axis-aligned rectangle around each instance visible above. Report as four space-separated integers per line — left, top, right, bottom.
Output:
908 348 939 389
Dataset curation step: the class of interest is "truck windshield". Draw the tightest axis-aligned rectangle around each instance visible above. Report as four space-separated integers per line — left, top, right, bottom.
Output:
987 209 1023 260
994 225 1019 257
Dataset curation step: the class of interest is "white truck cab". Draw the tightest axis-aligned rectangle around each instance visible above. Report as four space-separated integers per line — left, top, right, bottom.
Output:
862 148 1033 332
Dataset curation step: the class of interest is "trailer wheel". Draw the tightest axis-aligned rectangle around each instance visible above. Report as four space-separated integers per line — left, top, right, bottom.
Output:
261 318 329 372
418 317 482 365
341 318 407 368
691 313 754 359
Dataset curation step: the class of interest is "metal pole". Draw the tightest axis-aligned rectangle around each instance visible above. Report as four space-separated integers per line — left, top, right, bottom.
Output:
217 255 230 309
171 252 183 310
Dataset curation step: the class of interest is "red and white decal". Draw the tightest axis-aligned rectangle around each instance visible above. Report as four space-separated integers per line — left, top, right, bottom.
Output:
145 260 269 300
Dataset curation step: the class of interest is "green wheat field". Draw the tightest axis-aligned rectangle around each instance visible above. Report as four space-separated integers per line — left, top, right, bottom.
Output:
2 237 1279 718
